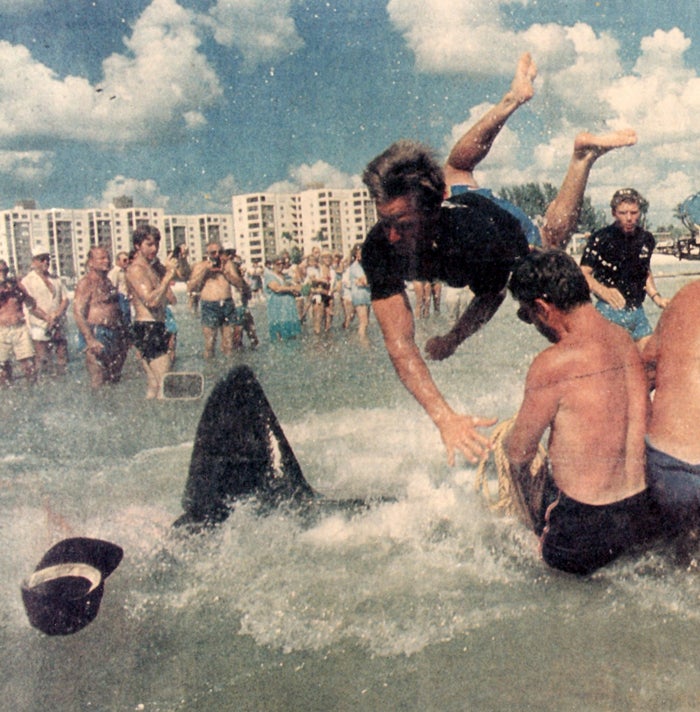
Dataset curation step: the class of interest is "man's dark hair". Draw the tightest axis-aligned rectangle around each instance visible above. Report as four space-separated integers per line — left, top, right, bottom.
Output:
132 224 161 248
362 140 445 214
509 249 590 311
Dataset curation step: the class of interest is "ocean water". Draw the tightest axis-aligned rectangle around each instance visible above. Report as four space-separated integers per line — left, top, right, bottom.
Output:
1 257 699 711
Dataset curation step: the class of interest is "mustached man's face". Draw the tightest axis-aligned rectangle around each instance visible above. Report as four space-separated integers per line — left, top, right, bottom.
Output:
138 236 160 262
376 195 427 249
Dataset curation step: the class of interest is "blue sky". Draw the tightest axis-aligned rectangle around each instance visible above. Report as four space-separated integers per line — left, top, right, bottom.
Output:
1 0 699 226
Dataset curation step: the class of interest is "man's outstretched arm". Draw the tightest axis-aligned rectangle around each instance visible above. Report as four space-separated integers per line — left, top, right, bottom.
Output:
425 290 506 361
372 291 496 464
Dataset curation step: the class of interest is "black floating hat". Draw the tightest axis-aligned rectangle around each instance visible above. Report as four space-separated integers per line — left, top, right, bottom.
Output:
21 537 123 636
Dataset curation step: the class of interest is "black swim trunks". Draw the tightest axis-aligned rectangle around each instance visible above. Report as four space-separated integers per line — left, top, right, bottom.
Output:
132 321 170 362
537 476 663 575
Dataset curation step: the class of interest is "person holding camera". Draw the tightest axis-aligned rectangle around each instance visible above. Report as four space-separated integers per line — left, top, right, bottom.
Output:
187 241 247 359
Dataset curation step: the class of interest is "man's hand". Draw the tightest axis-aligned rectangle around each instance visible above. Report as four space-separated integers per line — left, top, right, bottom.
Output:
438 411 498 466
425 332 459 361
164 256 179 276
599 285 626 310
86 338 104 355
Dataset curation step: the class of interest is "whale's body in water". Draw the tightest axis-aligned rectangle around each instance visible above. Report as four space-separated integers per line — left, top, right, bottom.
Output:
174 365 372 528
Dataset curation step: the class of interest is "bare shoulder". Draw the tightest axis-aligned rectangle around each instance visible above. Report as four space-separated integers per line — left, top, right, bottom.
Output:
525 345 570 391
74 273 95 297
666 280 700 317
126 261 150 283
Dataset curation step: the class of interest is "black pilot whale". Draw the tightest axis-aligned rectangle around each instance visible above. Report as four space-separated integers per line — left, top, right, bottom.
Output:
174 365 376 528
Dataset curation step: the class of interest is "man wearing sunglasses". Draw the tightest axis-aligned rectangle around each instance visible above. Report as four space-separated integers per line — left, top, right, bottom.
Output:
21 249 70 376
504 249 661 575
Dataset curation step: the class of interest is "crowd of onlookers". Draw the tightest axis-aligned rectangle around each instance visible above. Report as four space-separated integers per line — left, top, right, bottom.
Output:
0 227 398 398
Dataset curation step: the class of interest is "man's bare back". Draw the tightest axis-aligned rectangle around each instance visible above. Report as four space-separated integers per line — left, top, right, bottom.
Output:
644 280 700 463
505 250 661 574
524 308 648 504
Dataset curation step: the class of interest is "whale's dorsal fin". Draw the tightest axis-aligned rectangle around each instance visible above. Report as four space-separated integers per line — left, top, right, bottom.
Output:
179 366 316 525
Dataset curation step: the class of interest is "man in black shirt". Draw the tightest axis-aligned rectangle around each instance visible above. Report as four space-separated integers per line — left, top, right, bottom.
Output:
362 140 531 465
580 188 669 349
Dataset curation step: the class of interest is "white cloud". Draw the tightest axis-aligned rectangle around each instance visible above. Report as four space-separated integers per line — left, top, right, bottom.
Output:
0 150 54 182
387 0 521 75
183 111 207 129
0 0 306 146
0 0 221 144
86 176 170 209
386 0 586 76
200 174 241 212
412 2 700 224
206 0 304 66
267 160 362 193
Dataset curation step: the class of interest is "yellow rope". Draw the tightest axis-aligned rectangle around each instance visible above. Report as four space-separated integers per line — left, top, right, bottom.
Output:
474 416 547 525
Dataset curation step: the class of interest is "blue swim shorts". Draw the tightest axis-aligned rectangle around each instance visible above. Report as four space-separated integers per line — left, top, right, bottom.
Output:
200 298 236 328
595 300 653 341
77 324 128 362
645 439 700 537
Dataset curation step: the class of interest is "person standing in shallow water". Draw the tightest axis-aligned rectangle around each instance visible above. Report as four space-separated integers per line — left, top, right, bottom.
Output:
126 225 178 399
264 255 302 341
347 245 371 341
21 250 70 376
0 260 49 386
187 242 248 358
73 247 130 389
580 188 669 351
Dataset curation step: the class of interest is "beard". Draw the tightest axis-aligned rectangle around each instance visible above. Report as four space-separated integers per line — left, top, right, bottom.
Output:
535 320 559 343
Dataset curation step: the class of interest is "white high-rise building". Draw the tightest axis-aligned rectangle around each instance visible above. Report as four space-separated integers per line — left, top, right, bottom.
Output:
0 200 164 280
232 192 296 266
0 187 377 281
163 214 234 264
232 187 376 264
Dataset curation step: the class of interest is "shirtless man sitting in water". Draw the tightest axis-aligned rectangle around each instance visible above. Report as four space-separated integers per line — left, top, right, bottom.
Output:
73 247 130 389
505 250 661 575
642 280 700 543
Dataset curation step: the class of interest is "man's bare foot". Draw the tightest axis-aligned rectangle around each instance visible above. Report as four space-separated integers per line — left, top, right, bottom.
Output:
574 129 638 161
509 52 537 106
